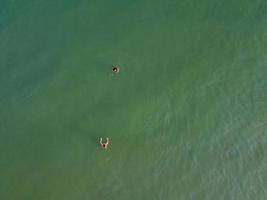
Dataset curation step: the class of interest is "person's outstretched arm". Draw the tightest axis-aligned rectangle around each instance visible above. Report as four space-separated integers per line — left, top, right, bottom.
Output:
100 137 103 145
106 138 109 144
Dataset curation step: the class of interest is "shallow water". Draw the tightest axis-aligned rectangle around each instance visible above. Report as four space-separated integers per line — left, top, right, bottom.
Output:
1 0 267 199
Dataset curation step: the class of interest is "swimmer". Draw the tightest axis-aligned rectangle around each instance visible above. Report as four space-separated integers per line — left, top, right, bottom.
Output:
112 66 120 73
100 137 109 149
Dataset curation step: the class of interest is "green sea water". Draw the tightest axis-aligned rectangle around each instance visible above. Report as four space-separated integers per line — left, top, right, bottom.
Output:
1 0 267 199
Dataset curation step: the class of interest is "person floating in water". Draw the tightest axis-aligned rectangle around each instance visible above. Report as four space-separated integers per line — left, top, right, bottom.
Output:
100 137 109 149
112 66 120 73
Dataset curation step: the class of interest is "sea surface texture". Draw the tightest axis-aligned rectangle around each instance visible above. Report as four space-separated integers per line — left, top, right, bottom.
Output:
0 0 267 199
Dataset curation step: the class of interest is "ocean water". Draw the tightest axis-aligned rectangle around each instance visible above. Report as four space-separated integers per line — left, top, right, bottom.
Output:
0 0 267 199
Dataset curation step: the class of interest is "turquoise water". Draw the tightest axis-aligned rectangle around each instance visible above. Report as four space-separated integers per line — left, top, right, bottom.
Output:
1 0 267 199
